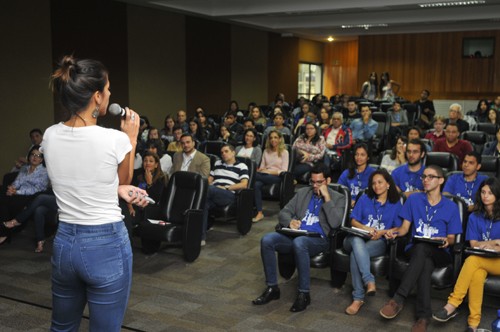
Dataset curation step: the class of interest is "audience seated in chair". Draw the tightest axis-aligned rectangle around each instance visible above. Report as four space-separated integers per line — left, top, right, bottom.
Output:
263 113 291 138
292 123 326 181
349 105 377 144
202 144 249 244
343 169 403 315
235 128 262 166
443 152 487 211
387 101 409 147
482 126 500 157
0 145 49 245
323 111 353 163
338 143 376 207
445 103 469 134
415 89 436 130
253 130 289 223
166 125 183 153
433 177 500 332
10 128 44 173
135 139 172 176
424 115 446 144
392 139 427 198
380 165 462 332
170 133 210 178
433 123 473 170
252 163 346 312
380 136 407 174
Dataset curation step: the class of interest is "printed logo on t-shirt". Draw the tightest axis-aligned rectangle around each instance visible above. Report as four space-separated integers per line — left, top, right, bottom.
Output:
456 193 474 206
303 209 319 226
415 219 439 237
367 214 386 230
350 184 360 197
404 182 415 192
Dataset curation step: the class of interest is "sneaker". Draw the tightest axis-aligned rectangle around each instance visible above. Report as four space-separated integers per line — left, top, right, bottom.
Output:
379 299 403 319
200 240 206 247
432 307 458 322
411 318 429 332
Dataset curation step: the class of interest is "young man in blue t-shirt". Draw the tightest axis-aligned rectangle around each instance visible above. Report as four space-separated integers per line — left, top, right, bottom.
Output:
392 139 427 198
252 163 346 313
380 165 462 331
443 151 487 211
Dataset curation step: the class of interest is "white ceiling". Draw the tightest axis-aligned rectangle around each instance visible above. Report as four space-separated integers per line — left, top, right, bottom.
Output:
118 0 500 42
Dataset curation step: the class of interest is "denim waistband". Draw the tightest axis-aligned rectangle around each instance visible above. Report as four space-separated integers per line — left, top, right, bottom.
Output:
58 221 125 235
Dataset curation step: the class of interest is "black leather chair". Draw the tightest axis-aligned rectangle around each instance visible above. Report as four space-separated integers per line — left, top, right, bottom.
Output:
477 123 498 139
461 131 489 154
140 171 208 262
388 194 467 296
479 155 500 177
424 152 458 173
277 183 351 286
210 157 256 235
403 103 418 126
380 102 393 113
372 112 388 154
260 145 296 209
199 140 226 157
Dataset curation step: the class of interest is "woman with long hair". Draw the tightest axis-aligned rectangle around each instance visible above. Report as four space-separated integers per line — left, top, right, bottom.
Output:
474 99 490 123
360 72 378 100
253 130 289 222
483 126 500 157
343 169 403 315
338 143 376 206
218 124 238 146
197 111 216 140
292 123 326 180
317 107 332 130
188 117 206 144
249 106 268 126
380 136 407 174
433 177 500 331
44 55 149 331
487 108 500 125
235 128 262 165
160 115 175 144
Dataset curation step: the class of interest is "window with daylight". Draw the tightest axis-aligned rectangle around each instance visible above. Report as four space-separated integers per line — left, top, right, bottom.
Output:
298 63 323 100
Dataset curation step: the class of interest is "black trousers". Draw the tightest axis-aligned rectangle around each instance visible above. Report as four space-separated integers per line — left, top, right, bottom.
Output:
395 242 452 319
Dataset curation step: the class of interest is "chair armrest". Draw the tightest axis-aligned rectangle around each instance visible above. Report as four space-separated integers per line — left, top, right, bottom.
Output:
182 209 204 262
235 189 254 235
279 171 295 209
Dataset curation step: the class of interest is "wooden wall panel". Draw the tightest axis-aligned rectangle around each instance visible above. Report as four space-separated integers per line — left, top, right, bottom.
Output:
268 34 299 105
323 40 358 98
358 31 500 101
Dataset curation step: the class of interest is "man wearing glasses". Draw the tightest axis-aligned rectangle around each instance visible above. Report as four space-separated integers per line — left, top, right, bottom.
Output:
392 139 427 198
252 163 346 313
380 165 462 332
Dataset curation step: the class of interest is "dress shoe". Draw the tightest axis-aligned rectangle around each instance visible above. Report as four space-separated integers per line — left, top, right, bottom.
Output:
366 282 376 296
290 292 311 312
345 300 364 315
380 299 404 319
252 286 280 305
411 318 429 332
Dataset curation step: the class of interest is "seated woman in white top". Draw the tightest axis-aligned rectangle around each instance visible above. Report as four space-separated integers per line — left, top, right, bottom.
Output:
235 128 262 165
380 136 407 174
253 130 289 222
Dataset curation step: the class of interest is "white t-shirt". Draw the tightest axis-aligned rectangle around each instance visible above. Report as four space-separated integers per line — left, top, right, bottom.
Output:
42 123 132 225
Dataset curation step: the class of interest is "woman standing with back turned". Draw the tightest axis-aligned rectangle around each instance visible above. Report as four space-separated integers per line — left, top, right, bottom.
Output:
45 55 149 331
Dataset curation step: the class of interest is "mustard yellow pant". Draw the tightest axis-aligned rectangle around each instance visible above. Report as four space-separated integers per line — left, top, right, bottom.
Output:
447 255 500 327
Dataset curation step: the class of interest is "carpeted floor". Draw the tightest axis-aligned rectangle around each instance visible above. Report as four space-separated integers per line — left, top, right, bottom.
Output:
0 198 497 331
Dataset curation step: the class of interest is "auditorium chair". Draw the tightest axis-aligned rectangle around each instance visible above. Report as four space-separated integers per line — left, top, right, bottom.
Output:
260 145 296 209
277 183 350 287
140 171 208 262
388 194 466 296
424 152 458 173
210 157 256 235
460 131 489 154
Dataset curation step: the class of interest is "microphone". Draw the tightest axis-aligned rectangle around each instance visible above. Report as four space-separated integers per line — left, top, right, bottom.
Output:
108 103 126 117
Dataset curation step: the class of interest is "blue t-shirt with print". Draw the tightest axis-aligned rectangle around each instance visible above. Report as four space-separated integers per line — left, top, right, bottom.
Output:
299 194 325 237
351 194 403 230
338 166 376 200
392 163 424 193
443 173 488 206
400 193 462 250
466 212 500 242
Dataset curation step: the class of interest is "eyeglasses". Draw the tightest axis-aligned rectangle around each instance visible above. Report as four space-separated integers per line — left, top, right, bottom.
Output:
420 174 441 180
30 153 43 158
309 179 326 186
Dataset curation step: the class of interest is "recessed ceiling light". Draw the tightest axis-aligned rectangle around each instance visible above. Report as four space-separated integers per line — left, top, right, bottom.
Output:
341 24 388 29
419 1 486 8
327 36 334 42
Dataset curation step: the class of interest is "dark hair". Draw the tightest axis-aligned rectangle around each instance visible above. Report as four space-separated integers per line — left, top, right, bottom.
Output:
445 122 459 131
476 99 490 113
473 177 500 220
226 110 238 118
163 115 175 132
229 100 239 110
407 126 422 138
27 144 44 166
311 162 330 180
188 117 205 142
140 115 151 128
146 139 164 158
180 133 194 141
222 143 235 152
422 89 430 96
244 118 255 126
243 128 258 147
366 169 400 204
464 151 482 165
51 55 108 115
348 143 370 179
273 112 285 120
172 125 183 133
390 136 407 160
407 138 427 159
29 128 42 136
138 151 165 184
425 164 445 178
301 123 321 145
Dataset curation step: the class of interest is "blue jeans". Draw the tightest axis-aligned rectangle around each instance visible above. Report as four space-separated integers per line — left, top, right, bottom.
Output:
202 185 235 240
51 221 133 332
16 194 58 241
343 235 387 301
254 172 281 212
261 232 329 293
293 163 312 179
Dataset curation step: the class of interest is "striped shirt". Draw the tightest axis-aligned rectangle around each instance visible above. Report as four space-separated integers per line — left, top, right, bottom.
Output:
211 160 249 191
